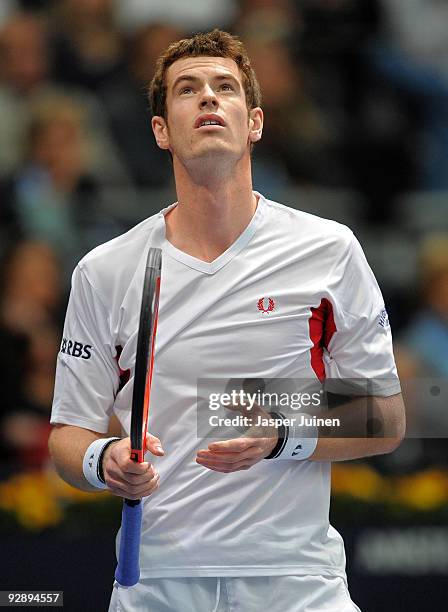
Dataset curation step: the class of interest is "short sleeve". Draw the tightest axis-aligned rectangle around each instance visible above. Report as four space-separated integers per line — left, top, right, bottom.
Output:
324 234 401 396
51 265 120 433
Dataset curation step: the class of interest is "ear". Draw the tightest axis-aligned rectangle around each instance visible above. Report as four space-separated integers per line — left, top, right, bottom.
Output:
248 107 263 143
151 116 170 150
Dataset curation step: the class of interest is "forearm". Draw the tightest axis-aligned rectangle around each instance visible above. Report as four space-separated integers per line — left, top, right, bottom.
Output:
308 436 402 462
308 393 406 462
48 424 105 492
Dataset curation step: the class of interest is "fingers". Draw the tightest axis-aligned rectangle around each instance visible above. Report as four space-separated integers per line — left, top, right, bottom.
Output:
196 440 266 473
102 437 162 500
196 455 258 471
197 459 254 473
207 438 258 454
146 433 165 456
109 461 155 483
197 445 260 464
107 472 160 500
196 434 278 473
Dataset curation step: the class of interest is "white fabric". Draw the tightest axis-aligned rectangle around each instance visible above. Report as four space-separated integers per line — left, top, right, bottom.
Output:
51 192 400 579
212 578 221 612
82 437 120 489
108 575 362 612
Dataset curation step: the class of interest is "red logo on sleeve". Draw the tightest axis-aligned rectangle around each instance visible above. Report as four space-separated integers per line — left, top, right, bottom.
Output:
257 297 275 314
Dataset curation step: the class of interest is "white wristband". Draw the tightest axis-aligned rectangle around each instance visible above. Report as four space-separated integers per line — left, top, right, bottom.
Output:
82 437 120 489
270 414 318 461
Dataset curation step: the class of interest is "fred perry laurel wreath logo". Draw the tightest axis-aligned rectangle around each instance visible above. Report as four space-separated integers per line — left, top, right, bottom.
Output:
257 297 275 314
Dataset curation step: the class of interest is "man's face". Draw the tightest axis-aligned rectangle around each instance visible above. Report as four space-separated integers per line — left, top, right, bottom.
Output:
152 56 262 166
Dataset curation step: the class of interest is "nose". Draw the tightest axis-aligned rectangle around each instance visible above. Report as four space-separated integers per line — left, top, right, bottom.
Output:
199 84 218 109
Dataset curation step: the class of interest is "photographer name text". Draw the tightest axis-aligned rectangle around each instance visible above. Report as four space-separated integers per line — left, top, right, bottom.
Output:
208 414 341 428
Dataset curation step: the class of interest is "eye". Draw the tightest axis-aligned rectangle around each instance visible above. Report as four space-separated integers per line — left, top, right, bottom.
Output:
220 83 234 91
179 86 193 95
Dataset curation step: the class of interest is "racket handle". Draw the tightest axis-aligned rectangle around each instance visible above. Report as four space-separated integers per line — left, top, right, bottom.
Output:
115 498 142 587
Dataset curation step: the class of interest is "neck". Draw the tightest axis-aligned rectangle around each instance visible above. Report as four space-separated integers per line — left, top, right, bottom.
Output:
165 154 257 262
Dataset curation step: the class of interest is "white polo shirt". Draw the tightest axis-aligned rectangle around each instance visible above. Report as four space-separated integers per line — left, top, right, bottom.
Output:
51 192 400 578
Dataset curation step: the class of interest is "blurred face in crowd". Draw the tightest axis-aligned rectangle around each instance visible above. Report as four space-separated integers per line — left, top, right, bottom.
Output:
152 56 263 174
0 16 49 94
63 0 112 20
131 25 183 84
427 271 448 321
420 236 448 322
31 117 85 191
1 242 62 334
28 325 60 379
5 242 61 310
246 42 299 108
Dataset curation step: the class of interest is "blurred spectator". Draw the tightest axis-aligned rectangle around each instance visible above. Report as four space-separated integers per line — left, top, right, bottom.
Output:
113 0 237 33
0 94 124 278
0 1 18 26
371 0 448 190
298 0 381 123
50 0 123 92
0 241 62 475
99 23 182 187
0 241 62 334
398 234 448 377
236 1 353 191
380 0 448 81
392 233 448 469
237 0 297 44
0 12 129 184
0 12 49 95
245 38 348 191
296 0 418 220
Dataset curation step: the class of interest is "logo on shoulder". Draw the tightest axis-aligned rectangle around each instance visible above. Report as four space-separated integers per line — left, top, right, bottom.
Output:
60 337 93 359
378 308 390 329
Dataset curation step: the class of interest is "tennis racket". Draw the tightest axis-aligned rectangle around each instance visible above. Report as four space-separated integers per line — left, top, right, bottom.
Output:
115 247 162 587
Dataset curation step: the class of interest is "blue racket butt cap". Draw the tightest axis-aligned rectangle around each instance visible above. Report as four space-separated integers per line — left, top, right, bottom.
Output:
115 499 143 587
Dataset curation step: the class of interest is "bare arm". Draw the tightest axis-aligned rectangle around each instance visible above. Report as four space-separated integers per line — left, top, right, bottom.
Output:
309 393 406 461
48 424 104 491
48 424 164 498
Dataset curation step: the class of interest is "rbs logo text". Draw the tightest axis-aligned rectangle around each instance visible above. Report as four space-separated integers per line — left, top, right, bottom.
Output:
60 338 92 359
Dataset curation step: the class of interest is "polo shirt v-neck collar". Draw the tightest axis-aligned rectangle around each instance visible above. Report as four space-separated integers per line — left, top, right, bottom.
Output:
154 191 267 275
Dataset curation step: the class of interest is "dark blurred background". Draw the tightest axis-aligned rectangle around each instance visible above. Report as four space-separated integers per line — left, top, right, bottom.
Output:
0 1 447 611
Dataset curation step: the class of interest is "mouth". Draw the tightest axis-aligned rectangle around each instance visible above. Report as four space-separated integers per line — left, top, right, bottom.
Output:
194 114 225 129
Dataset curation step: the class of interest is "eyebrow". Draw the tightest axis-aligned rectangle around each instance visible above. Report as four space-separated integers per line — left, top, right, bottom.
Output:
171 73 241 91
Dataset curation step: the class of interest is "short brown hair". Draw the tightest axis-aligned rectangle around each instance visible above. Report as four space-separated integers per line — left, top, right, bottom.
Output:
149 29 261 118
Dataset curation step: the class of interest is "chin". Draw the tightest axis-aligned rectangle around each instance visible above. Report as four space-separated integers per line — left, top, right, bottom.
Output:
192 141 242 161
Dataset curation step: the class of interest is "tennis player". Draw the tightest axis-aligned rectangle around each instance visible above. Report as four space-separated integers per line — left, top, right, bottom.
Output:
49 30 406 611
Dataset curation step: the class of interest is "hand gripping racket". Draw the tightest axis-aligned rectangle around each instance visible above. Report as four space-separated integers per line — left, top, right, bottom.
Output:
115 247 162 587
